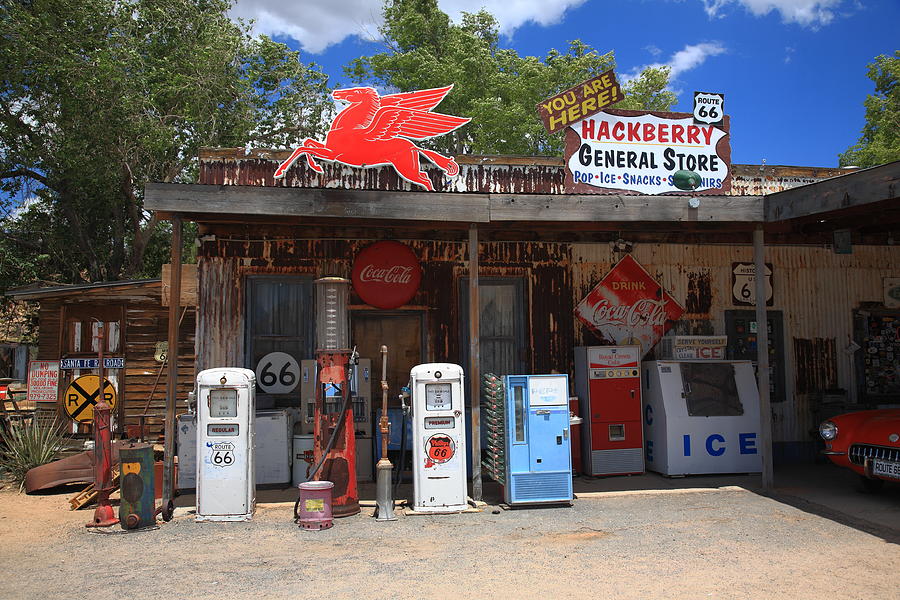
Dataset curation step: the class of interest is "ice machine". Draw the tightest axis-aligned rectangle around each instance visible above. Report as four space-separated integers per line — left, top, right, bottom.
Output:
642 360 762 475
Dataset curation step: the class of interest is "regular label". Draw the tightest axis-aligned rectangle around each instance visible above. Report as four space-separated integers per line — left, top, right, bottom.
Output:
304 498 325 513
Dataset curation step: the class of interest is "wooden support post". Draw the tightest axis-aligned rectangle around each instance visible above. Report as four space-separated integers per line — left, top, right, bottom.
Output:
754 226 774 491
162 215 182 519
468 223 482 502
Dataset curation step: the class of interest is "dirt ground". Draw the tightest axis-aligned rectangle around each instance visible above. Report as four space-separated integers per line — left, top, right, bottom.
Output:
1 478 899 600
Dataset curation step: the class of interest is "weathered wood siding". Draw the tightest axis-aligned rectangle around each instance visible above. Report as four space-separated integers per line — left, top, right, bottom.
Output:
34 287 195 437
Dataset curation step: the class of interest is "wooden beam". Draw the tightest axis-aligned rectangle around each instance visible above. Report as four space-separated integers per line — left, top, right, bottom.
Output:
145 183 491 223
765 161 900 221
754 227 774 492
161 215 182 521
469 224 481 502
489 194 764 222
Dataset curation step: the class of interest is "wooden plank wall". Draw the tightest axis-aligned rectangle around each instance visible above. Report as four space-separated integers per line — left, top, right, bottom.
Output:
35 294 195 439
198 234 576 379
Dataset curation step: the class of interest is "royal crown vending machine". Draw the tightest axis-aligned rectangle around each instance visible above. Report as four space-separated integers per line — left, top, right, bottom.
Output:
642 359 762 476
574 346 644 476
503 374 573 505
409 363 468 513
195 367 256 522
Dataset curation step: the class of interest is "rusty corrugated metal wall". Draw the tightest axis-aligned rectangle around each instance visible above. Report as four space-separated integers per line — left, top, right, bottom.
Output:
197 236 575 380
571 243 900 443
199 150 850 195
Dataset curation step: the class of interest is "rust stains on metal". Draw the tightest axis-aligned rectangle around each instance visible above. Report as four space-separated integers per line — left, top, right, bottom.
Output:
793 337 837 395
199 149 849 197
684 269 713 315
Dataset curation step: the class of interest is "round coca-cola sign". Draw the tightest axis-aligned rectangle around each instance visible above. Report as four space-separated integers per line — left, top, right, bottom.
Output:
351 241 422 309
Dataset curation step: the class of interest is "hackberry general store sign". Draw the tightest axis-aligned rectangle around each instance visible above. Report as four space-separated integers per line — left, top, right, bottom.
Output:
564 108 731 195
574 254 684 357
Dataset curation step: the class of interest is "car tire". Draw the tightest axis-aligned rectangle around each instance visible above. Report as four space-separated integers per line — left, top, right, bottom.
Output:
859 475 885 493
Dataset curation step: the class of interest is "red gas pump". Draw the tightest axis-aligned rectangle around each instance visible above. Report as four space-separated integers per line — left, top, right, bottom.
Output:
310 277 359 517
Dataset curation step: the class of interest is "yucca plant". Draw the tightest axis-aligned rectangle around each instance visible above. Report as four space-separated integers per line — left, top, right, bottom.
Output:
0 420 67 491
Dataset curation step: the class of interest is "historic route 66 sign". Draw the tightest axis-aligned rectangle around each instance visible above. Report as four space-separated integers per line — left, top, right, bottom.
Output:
693 91 724 126
732 262 773 306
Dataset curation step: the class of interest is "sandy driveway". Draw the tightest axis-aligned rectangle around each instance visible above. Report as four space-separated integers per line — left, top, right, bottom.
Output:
1 481 898 600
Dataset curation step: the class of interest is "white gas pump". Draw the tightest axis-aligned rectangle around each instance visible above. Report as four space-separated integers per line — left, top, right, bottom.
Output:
196 367 256 521
409 363 468 513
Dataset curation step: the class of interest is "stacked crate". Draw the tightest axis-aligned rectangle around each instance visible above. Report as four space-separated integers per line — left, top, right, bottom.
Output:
481 373 506 485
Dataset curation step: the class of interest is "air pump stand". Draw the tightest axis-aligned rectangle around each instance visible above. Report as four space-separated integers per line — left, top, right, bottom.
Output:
374 345 396 521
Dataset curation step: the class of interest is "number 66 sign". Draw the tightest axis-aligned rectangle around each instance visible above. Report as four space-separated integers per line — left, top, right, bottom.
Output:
255 352 300 394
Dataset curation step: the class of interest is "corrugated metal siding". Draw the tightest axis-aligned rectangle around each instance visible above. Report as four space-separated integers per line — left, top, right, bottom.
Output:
571 243 900 443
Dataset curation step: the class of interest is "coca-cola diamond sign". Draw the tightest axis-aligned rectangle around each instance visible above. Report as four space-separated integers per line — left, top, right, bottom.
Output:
575 254 684 357
352 241 422 309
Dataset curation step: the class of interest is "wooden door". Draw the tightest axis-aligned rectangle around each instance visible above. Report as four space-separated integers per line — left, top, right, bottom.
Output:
351 312 424 408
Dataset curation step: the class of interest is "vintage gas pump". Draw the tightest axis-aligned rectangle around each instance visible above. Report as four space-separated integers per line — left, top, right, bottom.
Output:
409 363 468 513
195 367 256 521
309 277 359 517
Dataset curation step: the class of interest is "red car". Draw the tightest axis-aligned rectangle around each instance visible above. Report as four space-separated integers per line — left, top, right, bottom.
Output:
819 408 900 491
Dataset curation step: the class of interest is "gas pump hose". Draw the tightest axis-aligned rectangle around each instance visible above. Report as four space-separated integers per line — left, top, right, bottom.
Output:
293 386 353 521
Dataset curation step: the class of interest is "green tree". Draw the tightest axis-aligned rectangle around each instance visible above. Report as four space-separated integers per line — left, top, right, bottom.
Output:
0 0 331 287
839 51 900 168
345 0 676 156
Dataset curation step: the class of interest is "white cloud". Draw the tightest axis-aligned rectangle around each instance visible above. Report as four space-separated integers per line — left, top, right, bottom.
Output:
230 0 586 54
701 0 843 27
629 42 727 83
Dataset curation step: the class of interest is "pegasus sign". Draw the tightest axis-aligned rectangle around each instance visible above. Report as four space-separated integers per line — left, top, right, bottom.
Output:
275 85 470 191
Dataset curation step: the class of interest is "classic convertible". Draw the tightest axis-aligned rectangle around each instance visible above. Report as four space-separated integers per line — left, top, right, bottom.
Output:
819 408 900 491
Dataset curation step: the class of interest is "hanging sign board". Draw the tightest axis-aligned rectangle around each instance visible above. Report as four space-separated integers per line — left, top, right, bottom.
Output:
536 70 623 135
27 360 59 403
564 108 731 195
731 262 774 306
352 241 422 309
574 254 684 357
60 357 125 370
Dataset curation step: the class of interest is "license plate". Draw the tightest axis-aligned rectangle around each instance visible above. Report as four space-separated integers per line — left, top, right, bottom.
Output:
870 458 900 481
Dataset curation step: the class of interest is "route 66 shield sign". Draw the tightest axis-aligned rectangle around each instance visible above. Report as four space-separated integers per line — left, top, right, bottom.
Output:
732 262 773 306
693 91 724 126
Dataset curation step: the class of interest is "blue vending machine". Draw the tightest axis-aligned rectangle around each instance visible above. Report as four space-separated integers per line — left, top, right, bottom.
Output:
502 374 573 506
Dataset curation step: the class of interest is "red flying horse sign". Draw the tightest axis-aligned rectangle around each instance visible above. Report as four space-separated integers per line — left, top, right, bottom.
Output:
274 85 470 191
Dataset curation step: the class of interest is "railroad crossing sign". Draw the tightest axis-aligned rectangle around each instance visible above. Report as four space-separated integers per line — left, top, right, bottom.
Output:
63 375 117 423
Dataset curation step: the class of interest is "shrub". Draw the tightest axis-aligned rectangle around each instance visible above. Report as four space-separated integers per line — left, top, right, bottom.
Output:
0 420 66 490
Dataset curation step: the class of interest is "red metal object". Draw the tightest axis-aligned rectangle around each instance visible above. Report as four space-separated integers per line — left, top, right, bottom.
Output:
576 346 644 477
574 254 684 358
351 241 422 309
273 86 469 191
313 351 359 517
86 399 119 527
569 397 582 475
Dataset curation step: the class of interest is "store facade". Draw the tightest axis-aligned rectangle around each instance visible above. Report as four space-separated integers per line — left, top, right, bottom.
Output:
145 151 899 471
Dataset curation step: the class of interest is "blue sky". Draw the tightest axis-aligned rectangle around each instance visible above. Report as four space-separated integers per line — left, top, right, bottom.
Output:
231 0 899 168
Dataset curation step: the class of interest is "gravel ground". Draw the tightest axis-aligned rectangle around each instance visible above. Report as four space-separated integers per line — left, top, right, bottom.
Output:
2 483 899 600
